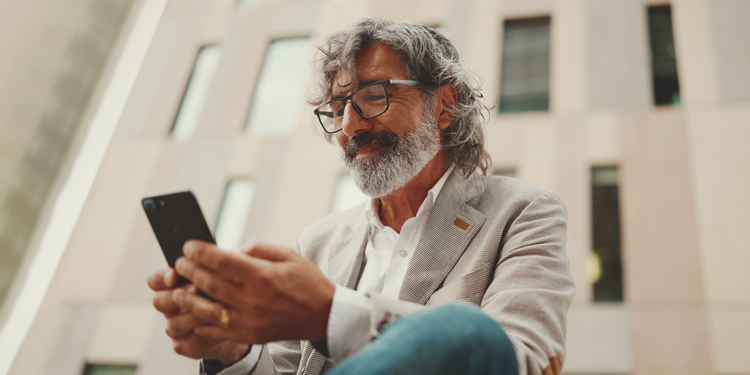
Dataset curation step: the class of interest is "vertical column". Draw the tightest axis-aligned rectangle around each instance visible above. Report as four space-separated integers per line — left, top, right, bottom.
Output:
670 0 721 108
551 0 587 114
708 0 750 103
621 111 712 375
586 0 651 111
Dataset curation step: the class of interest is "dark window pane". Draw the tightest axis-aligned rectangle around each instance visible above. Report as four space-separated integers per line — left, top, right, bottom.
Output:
591 166 623 302
499 17 551 113
171 45 221 140
81 364 137 375
492 168 516 177
648 5 681 106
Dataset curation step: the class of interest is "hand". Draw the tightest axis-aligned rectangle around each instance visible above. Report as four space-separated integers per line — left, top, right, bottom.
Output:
173 240 335 344
147 267 249 364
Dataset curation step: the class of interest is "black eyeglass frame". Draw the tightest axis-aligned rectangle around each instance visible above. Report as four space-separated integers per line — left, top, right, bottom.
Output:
314 79 436 134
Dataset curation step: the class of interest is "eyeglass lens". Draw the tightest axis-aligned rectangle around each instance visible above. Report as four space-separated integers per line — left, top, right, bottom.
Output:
317 84 387 133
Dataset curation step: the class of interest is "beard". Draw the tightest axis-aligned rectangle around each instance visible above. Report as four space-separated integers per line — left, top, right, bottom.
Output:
342 108 442 198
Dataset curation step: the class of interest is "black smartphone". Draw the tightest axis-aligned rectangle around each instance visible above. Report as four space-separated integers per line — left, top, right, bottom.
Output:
142 190 215 286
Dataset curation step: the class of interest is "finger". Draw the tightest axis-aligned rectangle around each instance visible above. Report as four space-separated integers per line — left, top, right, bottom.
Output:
236 240 258 255
243 242 293 262
173 288 230 326
172 338 202 360
148 268 177 291
153 290 180 317
166 314 202 340
175 257 245 303
194 326 248 343
183 240 269 283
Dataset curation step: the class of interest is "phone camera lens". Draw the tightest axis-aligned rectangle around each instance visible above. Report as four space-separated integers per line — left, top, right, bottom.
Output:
143 199 155 210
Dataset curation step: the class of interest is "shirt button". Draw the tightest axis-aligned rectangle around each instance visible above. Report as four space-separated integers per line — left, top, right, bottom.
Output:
399 250 408 258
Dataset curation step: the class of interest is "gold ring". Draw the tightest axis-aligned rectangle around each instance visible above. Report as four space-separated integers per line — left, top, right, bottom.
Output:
219 308 231 327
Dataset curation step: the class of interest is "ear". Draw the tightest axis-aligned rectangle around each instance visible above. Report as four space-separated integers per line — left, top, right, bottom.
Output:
434 84 458 130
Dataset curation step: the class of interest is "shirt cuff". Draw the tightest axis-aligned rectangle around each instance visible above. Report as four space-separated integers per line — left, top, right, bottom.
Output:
203 344 262 375
327 285 373 364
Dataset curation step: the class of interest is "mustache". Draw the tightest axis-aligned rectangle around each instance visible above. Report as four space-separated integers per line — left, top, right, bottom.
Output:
344 132 400 160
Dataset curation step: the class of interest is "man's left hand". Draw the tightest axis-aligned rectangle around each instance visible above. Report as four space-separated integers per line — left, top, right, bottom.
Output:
173 240 335 345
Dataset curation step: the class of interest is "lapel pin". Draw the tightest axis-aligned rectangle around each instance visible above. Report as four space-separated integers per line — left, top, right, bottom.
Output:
454 218 469 230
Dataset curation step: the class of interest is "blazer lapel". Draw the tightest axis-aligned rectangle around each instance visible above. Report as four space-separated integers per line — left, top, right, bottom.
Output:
326 203 371 289
397 172 486 305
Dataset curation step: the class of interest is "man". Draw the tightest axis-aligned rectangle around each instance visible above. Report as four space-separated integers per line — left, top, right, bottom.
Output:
148 18 574 375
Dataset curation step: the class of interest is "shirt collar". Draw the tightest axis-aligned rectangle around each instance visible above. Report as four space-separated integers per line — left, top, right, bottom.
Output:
364 164 455 230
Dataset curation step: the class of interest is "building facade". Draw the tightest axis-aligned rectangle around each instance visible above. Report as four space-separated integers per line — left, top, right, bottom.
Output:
5 0 750 374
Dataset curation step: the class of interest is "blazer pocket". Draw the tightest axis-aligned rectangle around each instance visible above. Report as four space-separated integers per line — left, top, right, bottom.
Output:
427 261 493 307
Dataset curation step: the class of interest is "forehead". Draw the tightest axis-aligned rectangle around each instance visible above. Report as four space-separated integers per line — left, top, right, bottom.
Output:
331 43 409 97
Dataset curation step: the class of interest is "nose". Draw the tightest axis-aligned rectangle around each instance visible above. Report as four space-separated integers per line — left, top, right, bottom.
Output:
341 100 371 137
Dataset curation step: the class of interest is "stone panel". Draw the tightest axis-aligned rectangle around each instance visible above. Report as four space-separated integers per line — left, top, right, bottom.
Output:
709 309 750 374
551 0 587 114
564 304 631 374
671 0 721 107
137 318 200 375
709 0 750 103
50 140 162 302
555 116 591 304
620 109 703 303
87 304 157 363
587 112 623 165
685 107 750 303
629 307 712 375
586 0 651 111
42 307 100 375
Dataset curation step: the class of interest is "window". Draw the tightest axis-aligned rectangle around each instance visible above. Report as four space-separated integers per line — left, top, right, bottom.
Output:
246 38 313 136
332 175 370 213
647 5 681 105
492 168 516 177
214 179 255 250
499 17 551 113
591 166 623 302
81 364 136 375
172 45 222 141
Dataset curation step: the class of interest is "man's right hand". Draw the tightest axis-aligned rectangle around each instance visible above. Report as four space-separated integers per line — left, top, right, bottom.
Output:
148 267 249 364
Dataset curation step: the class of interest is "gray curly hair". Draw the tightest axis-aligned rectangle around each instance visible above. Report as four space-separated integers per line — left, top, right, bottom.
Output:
308 17 492 176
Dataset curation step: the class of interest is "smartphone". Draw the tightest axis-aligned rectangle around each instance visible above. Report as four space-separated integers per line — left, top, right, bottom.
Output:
142 190 215 286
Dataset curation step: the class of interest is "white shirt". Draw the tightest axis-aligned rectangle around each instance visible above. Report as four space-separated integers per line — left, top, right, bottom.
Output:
214 165 454 374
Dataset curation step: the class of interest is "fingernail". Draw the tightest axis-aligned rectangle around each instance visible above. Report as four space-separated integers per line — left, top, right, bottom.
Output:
164 269 174 286
175 257 185 272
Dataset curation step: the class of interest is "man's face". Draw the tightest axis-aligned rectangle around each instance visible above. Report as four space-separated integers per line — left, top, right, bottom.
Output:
332 43 442 198
333 44 427 151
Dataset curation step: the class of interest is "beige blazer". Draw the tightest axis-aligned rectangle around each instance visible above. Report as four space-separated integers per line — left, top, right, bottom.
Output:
242 171 575 375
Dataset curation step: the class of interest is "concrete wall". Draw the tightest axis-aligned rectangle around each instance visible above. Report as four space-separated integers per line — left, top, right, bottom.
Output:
0 0 137 329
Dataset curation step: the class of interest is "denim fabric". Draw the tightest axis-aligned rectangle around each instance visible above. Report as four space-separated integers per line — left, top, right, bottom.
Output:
326 303 518 375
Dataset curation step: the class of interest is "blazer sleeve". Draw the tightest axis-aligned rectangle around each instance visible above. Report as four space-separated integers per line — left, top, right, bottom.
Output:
241 235 310 375
252 341 302 375
366 191 575 375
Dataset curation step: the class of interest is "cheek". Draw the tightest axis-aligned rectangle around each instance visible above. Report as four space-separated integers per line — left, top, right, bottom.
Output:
383 102 425 134
335 133 348 149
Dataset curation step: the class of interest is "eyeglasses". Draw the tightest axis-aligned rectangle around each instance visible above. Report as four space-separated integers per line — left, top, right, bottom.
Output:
314 80 435 134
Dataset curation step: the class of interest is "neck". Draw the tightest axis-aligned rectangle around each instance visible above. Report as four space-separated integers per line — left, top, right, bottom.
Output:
378 151 451 233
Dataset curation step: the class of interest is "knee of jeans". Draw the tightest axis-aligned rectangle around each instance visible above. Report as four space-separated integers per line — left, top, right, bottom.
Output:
431 303 513 351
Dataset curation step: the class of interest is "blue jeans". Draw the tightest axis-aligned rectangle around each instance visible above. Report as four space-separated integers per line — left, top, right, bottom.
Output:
327 303 518 375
